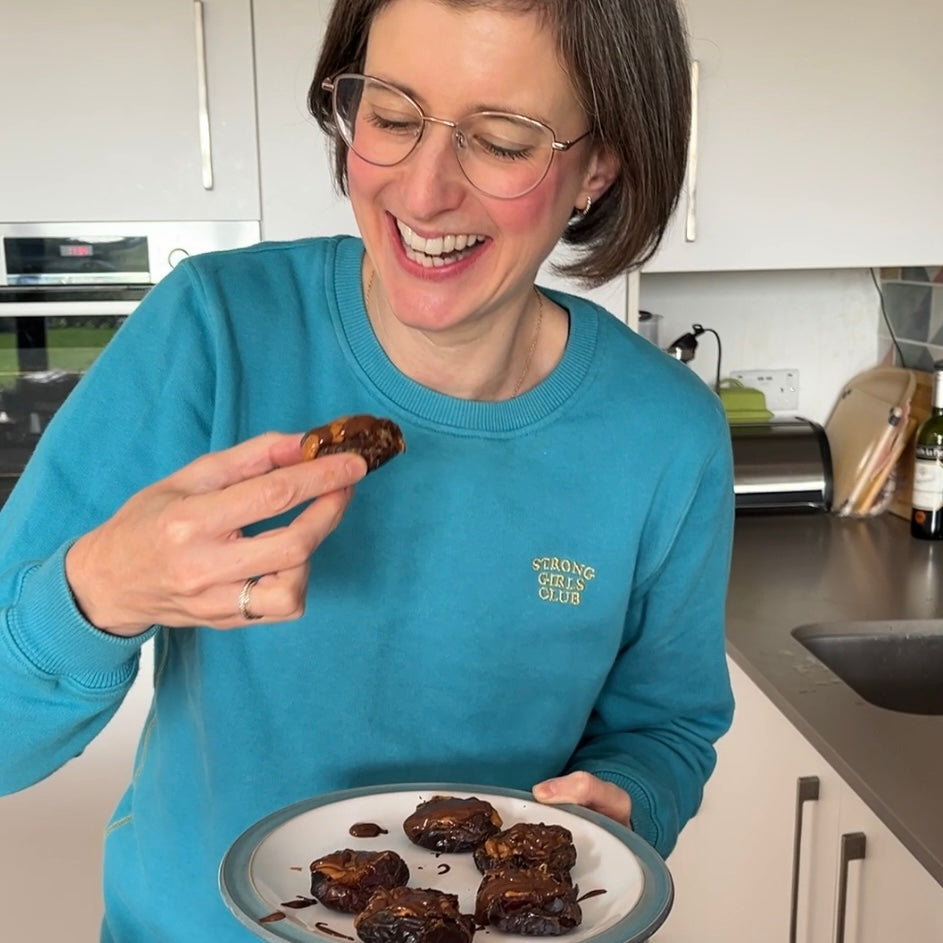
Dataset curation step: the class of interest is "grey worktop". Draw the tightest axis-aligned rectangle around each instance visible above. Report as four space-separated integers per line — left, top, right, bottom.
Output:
727 511 943 886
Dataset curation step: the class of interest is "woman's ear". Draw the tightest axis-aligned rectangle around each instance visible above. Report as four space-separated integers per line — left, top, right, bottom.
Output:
577 145 620 211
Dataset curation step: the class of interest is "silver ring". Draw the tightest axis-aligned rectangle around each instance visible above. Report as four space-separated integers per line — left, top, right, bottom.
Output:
238 576 263 621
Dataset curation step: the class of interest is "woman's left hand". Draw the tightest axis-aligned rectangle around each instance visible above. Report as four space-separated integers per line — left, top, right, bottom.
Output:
532 771 632 827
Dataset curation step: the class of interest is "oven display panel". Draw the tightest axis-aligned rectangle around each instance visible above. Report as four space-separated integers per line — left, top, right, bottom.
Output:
3 236 150 285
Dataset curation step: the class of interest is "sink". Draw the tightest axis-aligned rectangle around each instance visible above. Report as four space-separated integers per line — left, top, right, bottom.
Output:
791 620 943 715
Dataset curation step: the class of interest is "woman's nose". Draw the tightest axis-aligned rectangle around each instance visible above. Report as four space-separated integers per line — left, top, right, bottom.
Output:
395 122 470 217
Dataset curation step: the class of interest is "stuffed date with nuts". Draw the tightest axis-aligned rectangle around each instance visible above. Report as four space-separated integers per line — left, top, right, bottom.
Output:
301 414 405 472
309 849 409 913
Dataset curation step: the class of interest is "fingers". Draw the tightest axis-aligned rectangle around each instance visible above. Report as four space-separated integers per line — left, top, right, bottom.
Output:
167 431 366 497
195 484 357 588
64 433 370 635
532 772 632 827
191 566 313 628
176 449 366 540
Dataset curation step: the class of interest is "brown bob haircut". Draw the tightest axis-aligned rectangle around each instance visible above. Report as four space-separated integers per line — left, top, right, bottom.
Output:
308 0 691 288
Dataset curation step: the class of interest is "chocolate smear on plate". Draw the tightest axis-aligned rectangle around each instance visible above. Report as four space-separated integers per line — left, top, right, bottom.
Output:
315 920 355 940
260 911 286 923
437 863 451 875
577 888 607 902
349 822 388 838
281 896 319 909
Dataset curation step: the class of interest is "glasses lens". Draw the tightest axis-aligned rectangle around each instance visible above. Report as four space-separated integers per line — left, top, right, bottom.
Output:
332 75 422 167
456 113 554 198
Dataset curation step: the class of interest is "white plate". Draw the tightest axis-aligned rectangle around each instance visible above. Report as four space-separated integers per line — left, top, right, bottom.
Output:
219 783 673 943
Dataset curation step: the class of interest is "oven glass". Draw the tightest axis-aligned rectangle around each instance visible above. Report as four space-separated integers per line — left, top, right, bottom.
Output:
0 314 124 503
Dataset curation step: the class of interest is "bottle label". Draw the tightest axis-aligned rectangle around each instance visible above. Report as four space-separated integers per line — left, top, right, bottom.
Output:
912 454 943 511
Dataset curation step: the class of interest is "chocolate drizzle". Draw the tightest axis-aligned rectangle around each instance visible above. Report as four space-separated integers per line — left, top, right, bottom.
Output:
349 822 389 838
576 888 607 902
281 896 319 909
315 920 355 939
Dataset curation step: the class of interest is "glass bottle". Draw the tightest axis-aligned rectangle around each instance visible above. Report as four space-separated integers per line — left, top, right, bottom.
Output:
910 361 943 539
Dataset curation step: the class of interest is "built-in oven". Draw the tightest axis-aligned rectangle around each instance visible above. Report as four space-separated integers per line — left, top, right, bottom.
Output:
0 220 259 506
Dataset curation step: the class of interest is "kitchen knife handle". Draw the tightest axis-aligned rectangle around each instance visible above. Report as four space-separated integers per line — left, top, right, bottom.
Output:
684 59 699 242
789 775 820 943
835 832 867 943
193 1 214 190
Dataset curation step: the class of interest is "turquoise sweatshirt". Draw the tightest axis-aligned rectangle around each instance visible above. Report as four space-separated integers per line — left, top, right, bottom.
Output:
0 236 734 941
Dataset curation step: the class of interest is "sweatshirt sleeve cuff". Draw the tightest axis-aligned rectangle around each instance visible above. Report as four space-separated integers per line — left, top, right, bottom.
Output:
586 769 665 857
7 543 156 686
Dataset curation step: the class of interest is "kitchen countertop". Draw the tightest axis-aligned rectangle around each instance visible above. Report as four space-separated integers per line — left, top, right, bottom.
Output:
727 511 943 886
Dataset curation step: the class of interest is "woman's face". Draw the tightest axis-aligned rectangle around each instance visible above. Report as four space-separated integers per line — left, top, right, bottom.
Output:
348 0 614 335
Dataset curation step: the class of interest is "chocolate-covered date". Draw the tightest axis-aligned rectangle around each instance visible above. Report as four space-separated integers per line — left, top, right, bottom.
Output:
354 886 475 943
473 822 577 877
475 867 582 936
403 795 503 853
309 849 409 914
301 415 405 472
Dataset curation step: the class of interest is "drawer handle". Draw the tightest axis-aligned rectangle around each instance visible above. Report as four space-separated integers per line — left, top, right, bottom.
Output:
835 832 866 943
789 775 820 943
193 0 214 190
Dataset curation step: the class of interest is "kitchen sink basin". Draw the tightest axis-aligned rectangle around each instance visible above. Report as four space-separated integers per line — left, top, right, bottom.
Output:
791 620 943 715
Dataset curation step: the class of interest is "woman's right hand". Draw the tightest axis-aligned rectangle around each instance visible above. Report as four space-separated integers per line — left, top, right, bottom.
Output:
64 432 367 637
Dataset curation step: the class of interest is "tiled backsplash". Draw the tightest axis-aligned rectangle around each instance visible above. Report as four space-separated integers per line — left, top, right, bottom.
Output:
879 267 943 369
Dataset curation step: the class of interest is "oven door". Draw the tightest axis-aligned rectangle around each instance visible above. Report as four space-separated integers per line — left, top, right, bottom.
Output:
0 301 140 505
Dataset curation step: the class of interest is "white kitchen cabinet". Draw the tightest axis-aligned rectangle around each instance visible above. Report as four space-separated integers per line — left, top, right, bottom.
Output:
0 0 259 223
0 647 153 941
646 0 943 272
838 787 943 943
654 657 943 943
653 657 840 943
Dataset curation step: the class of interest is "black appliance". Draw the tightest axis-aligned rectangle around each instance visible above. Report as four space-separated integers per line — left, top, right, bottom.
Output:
0 221 259 505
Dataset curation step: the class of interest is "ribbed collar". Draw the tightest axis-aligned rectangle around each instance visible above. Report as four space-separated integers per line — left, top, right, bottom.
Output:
327 236 598 434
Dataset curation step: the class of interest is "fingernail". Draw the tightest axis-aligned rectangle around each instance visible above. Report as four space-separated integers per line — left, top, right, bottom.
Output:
533 781 556 800
346 456 368 480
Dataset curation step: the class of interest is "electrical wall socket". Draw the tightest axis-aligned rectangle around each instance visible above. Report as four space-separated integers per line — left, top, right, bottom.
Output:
730 369 800 411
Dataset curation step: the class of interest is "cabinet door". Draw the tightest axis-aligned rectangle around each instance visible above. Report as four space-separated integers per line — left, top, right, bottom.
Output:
0 0 259 222
654 658 840 943
835 786 943 943
0 648 154 940
646 0 943 272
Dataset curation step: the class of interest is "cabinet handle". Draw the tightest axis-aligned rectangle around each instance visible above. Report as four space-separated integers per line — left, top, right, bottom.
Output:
684 59 699 242
834 832 866 943
193 0 214 190
789 775 820 943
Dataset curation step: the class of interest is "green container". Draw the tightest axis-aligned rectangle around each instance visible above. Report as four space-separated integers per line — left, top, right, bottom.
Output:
718 378 773 423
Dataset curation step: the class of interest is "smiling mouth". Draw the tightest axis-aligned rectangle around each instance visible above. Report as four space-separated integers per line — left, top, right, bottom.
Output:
395 219 486 269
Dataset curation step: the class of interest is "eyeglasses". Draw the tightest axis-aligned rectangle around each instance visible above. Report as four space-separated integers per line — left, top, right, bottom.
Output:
321 73 591 200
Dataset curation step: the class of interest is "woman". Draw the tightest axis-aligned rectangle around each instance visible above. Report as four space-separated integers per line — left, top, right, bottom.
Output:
0 0 734 940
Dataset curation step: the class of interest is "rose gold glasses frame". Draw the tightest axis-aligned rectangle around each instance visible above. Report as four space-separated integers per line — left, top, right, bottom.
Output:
321 73 592 198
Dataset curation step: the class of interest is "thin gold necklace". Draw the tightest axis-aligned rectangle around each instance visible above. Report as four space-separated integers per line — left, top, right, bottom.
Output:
364 269 543 398
511 288 544 397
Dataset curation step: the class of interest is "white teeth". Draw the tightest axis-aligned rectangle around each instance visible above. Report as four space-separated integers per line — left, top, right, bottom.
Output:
396 220 484 261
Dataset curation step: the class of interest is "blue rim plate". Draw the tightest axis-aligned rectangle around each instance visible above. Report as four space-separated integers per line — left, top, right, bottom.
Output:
219 783 673 943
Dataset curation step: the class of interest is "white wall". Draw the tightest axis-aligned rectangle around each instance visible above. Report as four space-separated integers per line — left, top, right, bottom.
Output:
639 268 881 424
